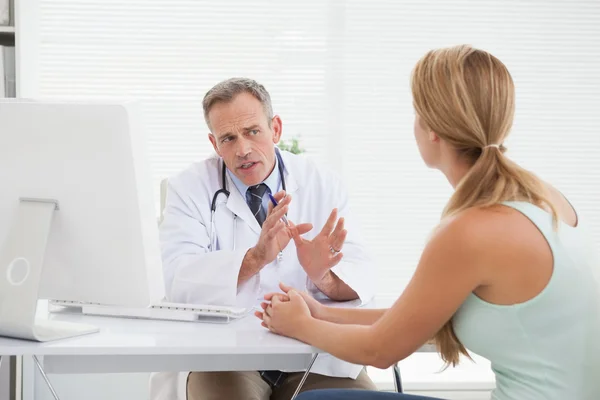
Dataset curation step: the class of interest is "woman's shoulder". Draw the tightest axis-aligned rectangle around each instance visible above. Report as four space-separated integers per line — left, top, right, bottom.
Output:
439 205 516 239
436 204 545 262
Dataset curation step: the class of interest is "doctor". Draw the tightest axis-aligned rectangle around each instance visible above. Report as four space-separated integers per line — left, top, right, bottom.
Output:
153 77 376 400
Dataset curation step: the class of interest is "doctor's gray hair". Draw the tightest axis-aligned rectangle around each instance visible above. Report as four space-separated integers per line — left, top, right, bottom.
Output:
202 77 274 129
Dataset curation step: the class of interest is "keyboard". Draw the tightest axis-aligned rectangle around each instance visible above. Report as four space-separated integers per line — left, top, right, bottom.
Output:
151 301 247 318
50 299 249 323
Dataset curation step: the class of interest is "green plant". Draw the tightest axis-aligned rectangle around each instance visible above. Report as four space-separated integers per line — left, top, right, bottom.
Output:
277 137 305 154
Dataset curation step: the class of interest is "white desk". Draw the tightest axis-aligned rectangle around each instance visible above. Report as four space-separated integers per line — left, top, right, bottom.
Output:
0 310 324 400
0 310 322 374
0 308 436 399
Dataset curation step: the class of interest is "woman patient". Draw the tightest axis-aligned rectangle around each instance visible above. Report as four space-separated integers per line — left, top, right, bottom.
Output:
255 44 600 400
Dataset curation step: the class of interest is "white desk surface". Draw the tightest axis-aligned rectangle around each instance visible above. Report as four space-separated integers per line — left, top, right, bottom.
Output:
0 307 435 374
0 310 315 356
0 310 323 373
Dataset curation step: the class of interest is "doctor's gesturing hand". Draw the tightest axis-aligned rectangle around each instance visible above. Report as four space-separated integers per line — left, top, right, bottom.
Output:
293 208 350 288
239 191 312 285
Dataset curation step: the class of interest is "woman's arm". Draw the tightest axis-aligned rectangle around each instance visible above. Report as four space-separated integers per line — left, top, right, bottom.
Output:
319 306 387 325
263 210 492 369
266 283 387 325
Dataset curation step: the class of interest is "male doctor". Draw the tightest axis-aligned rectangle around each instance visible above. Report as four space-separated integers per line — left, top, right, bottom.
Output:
152 78 376 400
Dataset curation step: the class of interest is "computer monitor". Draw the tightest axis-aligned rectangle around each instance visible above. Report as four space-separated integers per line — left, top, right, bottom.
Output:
0 99 165 341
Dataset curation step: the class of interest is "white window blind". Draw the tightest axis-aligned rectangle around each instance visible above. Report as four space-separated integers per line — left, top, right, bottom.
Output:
34 0 600 300
335 0 600 298
36 0 342 204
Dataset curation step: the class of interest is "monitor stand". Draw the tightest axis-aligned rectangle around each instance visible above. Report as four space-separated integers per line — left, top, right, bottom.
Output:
0 198 98 342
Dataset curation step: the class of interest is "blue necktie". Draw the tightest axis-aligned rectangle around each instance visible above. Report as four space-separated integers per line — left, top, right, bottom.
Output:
247 183 268 226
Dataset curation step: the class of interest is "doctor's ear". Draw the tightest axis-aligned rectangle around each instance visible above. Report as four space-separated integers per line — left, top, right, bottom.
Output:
271 115 282 143
208 133 221 155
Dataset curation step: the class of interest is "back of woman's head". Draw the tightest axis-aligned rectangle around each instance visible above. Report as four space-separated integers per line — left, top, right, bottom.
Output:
411 44 514 157
410 45 558 366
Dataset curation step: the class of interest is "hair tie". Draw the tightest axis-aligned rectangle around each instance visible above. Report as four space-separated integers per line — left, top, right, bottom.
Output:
483 144 501 149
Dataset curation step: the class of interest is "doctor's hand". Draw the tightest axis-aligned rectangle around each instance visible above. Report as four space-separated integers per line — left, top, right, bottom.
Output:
251 191 312 267
257 288 312 338
293 208 347 283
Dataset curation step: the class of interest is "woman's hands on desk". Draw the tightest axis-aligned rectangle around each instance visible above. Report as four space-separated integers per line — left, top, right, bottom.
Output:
256 283 312 338
256 283 392 369
266 282 325 318
255 283 322 338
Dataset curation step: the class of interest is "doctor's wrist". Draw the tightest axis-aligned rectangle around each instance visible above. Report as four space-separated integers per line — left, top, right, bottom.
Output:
239 247 267 285
309 270 331 287
245 247 267 270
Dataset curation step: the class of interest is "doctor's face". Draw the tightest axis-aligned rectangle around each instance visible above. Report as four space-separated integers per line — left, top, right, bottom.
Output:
208 92 282 186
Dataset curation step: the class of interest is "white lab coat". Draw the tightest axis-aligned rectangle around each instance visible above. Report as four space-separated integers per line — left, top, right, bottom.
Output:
149 150 375 400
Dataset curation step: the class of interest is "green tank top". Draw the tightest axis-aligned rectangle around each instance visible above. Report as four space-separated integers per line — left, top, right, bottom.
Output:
453 201 600 400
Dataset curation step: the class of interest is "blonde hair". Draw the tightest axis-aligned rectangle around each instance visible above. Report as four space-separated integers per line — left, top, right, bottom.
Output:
410 45 558 366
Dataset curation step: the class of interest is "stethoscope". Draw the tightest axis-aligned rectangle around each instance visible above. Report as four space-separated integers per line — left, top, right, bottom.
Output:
209 150 287 262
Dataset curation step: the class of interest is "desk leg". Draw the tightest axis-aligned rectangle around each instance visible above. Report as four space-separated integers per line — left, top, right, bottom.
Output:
290 353 319 400
32 356 61 400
